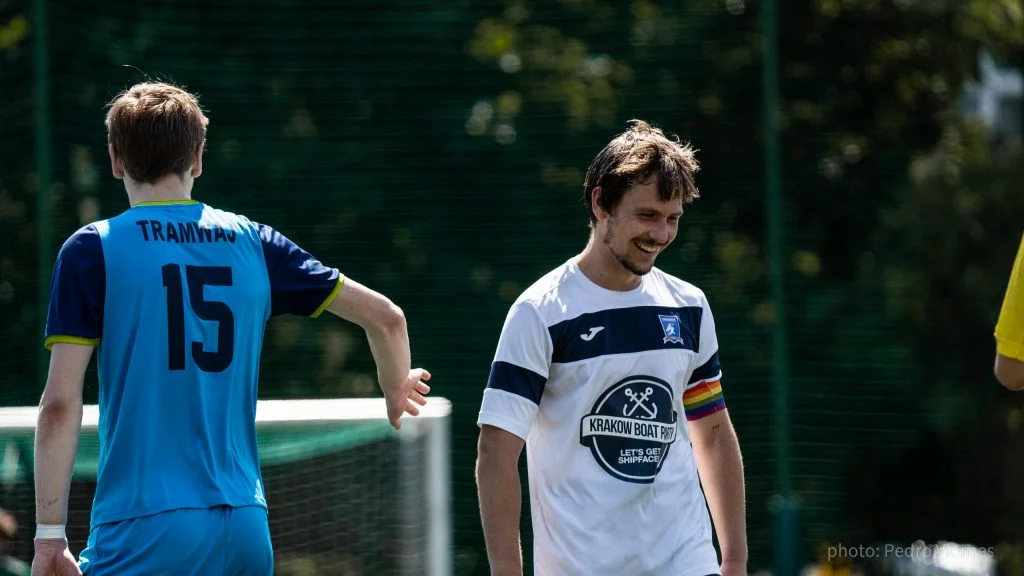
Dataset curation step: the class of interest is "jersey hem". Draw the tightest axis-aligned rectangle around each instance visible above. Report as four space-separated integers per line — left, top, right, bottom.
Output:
90 498 268 528
44 335 100 351
310 275 345 319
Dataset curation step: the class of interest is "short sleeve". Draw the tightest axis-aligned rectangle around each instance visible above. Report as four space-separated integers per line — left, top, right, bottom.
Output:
683 294 725 421
477 300 553 441
255 223 343 318
996 233 1024 361
44 225 105 350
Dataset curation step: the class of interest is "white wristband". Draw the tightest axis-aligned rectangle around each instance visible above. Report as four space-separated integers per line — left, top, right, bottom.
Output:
35 524 66 540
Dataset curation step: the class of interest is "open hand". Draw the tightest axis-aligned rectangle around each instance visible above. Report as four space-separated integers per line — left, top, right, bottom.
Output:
384 368 431 430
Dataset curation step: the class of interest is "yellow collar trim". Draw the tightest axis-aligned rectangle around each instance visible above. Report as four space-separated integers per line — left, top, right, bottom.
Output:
134 200 198 207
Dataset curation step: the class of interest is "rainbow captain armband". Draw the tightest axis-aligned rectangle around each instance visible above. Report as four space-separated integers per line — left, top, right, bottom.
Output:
683 380 726 421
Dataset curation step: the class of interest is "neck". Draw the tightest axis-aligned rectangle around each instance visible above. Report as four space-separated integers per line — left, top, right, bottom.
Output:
576 232 642 292
126 173 193 206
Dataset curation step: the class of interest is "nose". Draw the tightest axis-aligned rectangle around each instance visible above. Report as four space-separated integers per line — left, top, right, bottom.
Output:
649 221 672 245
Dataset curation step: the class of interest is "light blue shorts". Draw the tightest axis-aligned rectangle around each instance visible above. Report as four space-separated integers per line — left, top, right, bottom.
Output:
79 505 273 576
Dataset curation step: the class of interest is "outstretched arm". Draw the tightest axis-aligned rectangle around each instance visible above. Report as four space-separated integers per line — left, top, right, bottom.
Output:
690 408 747 574
327 278 430 428
256 223 430 428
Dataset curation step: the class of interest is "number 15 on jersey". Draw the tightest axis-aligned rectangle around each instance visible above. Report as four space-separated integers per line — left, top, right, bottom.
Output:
161 263 235 373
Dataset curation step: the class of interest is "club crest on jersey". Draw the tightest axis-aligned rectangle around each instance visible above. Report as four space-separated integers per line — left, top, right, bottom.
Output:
658 314 685 345
579 375 678 483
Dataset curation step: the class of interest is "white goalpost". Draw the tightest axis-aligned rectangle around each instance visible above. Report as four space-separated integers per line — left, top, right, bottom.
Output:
0 397 453 576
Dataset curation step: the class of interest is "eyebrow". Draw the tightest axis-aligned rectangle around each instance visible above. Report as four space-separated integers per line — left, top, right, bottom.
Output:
636 207 684 218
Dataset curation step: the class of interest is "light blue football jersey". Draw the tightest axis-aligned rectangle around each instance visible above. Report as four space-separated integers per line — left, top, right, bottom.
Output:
44 201 341 529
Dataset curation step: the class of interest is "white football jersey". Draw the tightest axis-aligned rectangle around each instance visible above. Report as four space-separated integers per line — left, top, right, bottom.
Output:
477 258 727 576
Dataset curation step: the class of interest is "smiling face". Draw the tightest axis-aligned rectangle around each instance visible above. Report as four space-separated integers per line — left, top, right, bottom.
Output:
577 120 701 290
594 178 683 277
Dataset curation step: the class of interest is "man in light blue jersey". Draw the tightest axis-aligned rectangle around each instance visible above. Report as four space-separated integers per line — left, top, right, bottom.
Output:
30 82 432 576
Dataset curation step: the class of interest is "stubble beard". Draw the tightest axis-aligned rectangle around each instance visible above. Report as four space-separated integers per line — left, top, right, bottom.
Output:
602 221 653 277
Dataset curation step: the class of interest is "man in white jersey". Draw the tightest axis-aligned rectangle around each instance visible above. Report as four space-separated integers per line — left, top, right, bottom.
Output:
476 120 747 576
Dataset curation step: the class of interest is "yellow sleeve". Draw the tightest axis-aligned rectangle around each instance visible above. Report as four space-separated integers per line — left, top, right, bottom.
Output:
996 233 1024 361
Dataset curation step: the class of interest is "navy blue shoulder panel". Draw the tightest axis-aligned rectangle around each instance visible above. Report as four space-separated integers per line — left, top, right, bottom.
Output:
255 223 340 317
44 224 106 346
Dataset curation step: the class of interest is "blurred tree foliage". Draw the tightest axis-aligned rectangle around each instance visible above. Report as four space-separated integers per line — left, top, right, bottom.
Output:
0 0 1022 573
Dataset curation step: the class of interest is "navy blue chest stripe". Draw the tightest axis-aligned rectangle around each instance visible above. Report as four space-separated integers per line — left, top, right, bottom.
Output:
548 305 702 364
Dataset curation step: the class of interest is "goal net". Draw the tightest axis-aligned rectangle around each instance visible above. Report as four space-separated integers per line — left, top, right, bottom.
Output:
0 397 452 576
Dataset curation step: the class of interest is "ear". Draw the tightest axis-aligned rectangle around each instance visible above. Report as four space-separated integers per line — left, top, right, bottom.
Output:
590 186 609 221
108 144 125 180
189 143 204 178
